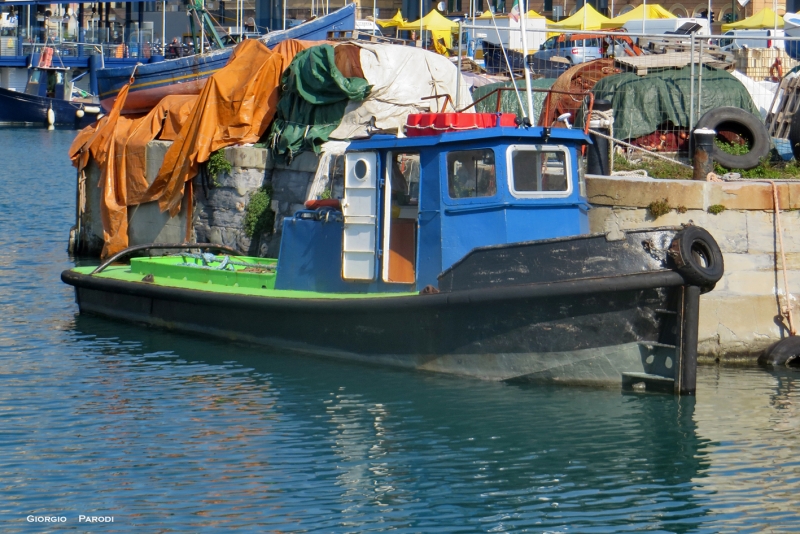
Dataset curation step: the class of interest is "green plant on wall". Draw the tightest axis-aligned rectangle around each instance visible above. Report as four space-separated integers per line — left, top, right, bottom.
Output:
647 198 671 219
244 186 275 238
207 149 232 186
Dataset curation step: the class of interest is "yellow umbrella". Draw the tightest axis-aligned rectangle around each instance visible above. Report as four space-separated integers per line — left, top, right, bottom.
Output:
600 4 676 29
377 10 405 28
547 4 611 30
399 9 459 49
722 7 783 32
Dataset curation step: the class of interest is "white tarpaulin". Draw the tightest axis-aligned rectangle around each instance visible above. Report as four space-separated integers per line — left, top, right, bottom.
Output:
330 43 473 140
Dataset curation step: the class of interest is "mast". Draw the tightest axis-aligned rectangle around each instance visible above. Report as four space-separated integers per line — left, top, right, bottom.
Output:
519 0 534 123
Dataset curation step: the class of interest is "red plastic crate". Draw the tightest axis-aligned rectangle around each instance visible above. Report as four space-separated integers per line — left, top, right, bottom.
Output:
406 113 517 137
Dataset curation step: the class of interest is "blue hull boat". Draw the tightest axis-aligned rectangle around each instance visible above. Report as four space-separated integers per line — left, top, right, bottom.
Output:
97 4 357 113
0 64 102 128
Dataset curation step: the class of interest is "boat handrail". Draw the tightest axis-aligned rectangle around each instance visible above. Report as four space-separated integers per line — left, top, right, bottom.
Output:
91 243 241 275
459 87 595 130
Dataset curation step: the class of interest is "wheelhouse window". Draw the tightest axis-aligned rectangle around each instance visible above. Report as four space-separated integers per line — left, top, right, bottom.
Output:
447 149 496 199
508 146 571 197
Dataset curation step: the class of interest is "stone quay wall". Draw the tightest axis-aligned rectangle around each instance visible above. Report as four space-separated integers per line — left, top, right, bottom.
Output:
587 175 800 362
75 142 800 361
74 141 316 258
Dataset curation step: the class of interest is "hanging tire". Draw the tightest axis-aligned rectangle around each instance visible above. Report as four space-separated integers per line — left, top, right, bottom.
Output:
668 226 724 290
758 336 800 367
695 107 770 170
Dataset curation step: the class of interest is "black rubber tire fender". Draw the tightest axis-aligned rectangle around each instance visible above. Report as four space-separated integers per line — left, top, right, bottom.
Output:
668 226 724 290
695 107 770 170
758 336 800 367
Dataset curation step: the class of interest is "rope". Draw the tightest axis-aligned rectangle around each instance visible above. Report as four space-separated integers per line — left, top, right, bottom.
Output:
611 169 649 178
769 180 796 336
168 252 274 271
707 174 797 336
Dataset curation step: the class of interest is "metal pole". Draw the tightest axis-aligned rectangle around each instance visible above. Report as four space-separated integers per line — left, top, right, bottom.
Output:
456 22 462 109
689 33 695 156
698 37 704 121
520 0 534 123
420 0 423 41
283 0 286 30
161 1 165 52
642 0 646 34
201 0 205 53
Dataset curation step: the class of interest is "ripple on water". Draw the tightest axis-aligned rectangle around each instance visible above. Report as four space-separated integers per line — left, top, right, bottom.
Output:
0 129 799 532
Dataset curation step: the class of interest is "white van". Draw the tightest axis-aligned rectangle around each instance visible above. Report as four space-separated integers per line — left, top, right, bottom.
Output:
718 29 785 51
621 18 710 36
355 20 383 36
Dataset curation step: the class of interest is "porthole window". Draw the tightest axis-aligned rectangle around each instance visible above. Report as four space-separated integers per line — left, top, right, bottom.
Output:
354 159 368 180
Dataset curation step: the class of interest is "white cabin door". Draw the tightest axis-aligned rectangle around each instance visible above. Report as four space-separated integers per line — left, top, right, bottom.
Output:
342 152 378 281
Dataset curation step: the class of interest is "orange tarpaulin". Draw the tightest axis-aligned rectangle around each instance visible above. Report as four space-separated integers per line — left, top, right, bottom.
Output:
69 38 315 259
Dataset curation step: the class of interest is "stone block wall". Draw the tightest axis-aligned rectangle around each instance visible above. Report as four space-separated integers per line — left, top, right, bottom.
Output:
587 175 800 361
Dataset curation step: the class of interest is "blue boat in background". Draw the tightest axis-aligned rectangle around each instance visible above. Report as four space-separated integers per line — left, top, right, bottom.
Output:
96 3 357 114
0 62 102 128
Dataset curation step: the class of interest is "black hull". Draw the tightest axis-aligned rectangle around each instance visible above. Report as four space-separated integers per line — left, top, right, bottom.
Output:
62 226 720 393
62 270 693 392
0 88 98 128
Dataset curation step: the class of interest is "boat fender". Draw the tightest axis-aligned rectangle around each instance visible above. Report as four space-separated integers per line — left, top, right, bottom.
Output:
75 109 85 118
758 336 800 367
668 226 724 291
695 107 770 170
97 113 105 120
84 106 101 114
46 108 55 126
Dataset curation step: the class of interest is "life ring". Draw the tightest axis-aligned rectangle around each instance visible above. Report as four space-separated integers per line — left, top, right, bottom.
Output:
770 57 783 82
758 336 800 367
668 226 724 291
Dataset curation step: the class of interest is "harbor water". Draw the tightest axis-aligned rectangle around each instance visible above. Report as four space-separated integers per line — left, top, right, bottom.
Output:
1 129 800 532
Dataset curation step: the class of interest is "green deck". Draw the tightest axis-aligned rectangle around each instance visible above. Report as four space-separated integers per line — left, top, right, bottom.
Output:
73 255 416 300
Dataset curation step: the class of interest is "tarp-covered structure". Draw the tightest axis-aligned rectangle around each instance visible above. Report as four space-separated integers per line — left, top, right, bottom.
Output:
398 9 459 49
269 44 372 163
721 7 783 31
69 38 470 259
330 42 473 140
590 65 759 140
69 39 317 258
600 4 676 29
547 5 611 30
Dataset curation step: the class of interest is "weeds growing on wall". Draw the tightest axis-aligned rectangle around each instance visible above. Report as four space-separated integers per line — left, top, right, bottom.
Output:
207 150 232 186
244 186 275 238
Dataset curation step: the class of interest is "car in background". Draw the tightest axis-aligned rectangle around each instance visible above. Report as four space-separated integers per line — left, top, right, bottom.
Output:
718 29 784 51
535 34 603 64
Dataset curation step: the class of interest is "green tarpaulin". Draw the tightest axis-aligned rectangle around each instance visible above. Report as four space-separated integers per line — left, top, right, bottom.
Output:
472 79 555 122
590 65 758 140
269 45 372 163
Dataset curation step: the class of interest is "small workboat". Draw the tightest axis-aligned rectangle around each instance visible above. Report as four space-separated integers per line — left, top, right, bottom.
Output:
62 100 724 394
96 3 357 113
0 55 102 127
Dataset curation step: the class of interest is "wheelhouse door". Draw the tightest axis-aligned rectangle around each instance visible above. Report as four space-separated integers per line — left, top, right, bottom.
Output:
342 151 378 281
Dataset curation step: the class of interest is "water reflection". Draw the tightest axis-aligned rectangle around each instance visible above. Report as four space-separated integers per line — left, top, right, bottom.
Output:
8 313 708 531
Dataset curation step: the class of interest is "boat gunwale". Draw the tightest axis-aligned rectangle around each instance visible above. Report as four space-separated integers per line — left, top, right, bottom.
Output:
62 268 687 311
